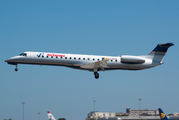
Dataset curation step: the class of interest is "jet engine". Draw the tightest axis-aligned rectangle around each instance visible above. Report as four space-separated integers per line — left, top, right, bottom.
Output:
121 55 145 64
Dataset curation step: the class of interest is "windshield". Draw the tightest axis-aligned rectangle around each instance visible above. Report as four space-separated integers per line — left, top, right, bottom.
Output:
19 53 27 56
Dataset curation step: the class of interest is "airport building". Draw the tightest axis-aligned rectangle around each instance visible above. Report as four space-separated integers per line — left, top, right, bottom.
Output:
126 108 159 116
88 108 159 118
88 111 116 118
173 113 179 116
87 108 179 120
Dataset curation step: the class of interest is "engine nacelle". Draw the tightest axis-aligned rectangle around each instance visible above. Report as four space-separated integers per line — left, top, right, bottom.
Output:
121 55 145 64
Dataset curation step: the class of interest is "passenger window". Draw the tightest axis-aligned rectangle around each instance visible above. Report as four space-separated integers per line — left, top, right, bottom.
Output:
51 56 53 58
88 58 90 60
47 56 48 58
115 60 117 62
93 59 95 61
97 59 99 61
42 56 44 58
70 57 71 59
74 57 76 60
56 56 58 58
79 58 81 60
61 57 63 59
65 57 67 59
83 58 85 60
111 60 113 62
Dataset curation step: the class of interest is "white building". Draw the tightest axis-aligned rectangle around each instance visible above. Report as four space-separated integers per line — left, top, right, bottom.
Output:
173 113 179 116
88 111 116 118
126 108 159 116
88 108 159 119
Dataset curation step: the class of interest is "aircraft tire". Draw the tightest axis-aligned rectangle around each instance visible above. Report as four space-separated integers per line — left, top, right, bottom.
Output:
94 72 99 79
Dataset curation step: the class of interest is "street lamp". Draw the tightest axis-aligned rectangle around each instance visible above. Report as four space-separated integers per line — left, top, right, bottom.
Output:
38 112 40 120
22 102 25 120
93 100 96 112
138 99 142 120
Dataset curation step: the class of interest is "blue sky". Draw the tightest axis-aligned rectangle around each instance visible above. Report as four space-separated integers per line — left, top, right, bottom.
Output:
1 0 179 120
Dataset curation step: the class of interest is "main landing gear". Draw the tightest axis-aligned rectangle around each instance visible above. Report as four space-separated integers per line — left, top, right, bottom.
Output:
94 72 99 79
15 65 18 72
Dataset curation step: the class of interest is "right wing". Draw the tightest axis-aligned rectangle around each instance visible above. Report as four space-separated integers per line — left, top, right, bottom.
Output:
80 59 109 71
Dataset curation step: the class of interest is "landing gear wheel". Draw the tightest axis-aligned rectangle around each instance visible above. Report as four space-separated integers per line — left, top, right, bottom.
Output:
15 65 18 71
94 72 99 79
15 68 18 71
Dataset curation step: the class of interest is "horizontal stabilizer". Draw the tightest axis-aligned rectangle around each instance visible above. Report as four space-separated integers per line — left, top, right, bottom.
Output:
150 43 174 54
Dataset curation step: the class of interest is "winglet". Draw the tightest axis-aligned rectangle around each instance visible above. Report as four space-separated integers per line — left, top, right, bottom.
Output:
159 108 170 120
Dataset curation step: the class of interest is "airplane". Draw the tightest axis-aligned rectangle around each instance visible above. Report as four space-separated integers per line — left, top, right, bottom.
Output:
159 108 170 120
47 111 56 120
5 43 174 79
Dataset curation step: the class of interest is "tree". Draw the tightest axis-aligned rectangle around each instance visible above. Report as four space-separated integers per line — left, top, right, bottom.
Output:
168 114 174 116
58 118 66 120
86 118 94 120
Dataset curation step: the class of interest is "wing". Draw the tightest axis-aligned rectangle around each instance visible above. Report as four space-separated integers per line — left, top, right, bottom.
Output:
80 59 109 71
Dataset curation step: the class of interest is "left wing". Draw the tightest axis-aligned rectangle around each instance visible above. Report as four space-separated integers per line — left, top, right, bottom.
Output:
80 59 109 71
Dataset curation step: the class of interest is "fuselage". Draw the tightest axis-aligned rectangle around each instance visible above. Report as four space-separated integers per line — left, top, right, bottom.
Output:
5 51 156 71
5 43 174 79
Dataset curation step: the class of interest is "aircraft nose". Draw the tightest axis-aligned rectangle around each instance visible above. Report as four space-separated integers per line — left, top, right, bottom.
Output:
5 56 20 62
5 58 12 62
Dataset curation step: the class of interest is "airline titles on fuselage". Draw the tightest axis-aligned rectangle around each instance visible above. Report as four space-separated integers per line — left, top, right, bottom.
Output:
37 53 65 58
47 53 65 57
36 52 117 61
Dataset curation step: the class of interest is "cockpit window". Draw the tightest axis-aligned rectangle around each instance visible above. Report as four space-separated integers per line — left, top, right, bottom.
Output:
19 53 27 56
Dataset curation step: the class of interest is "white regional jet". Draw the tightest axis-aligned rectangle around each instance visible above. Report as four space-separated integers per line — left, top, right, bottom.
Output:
5 43 173 79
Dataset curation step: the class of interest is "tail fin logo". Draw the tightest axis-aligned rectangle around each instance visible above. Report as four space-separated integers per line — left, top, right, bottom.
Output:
161 113 165 119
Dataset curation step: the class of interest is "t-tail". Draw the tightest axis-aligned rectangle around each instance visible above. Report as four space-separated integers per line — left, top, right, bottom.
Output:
159 108 170 120
146 43 174 64
47 111 56 120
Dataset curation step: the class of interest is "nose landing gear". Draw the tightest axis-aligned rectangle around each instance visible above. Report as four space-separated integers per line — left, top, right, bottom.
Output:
94 72 99 79
15 65 18 71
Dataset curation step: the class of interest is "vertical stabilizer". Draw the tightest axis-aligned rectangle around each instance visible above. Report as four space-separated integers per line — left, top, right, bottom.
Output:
147 43 174 64
159 108 170 120
47 111 56 120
